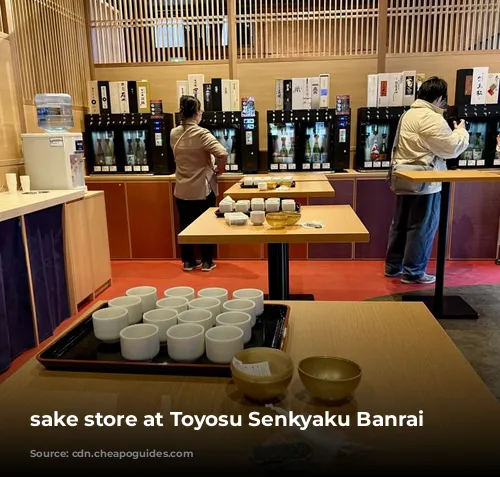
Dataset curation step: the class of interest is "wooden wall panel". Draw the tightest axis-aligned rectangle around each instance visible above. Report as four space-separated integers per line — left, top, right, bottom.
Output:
86 182 131 259
126 182 174 259
10 0 91 109
0 36 22 164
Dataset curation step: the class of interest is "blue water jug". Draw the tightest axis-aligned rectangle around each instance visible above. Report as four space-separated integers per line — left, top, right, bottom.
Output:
35 93 74 132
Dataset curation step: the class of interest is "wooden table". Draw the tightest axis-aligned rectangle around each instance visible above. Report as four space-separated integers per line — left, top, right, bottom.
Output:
394 170 500 319
0 301 498 471
239 173 330 183
223 180 335 200
179 205 369 300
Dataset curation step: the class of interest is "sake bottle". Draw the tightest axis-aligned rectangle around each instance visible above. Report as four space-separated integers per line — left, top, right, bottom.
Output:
104 138 113 165
96 138 105 165
304 135 312 162
313 134 321 163
126 138 135 165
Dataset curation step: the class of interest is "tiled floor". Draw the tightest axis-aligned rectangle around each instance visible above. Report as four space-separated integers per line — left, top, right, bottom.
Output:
2 259 500 384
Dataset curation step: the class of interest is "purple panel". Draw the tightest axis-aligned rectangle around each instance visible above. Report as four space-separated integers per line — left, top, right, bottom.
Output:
450 182 500 259
308 180 354 259
355 178 396 259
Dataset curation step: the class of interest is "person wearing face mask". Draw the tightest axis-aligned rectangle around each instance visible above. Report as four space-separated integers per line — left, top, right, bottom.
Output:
385 77 469 284
171 95 227 272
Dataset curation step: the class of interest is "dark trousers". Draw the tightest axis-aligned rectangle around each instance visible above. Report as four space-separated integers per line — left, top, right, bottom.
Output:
385 192 440 280
176 191 216 264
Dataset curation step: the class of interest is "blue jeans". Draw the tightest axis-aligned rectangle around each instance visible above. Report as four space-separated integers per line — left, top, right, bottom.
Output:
385 192 440 280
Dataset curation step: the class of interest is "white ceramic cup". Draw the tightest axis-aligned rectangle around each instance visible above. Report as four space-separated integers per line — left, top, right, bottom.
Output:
20 175 30 193
251 201 265 212
143 308 178 343
250 210 265 225
223 299 257 327
216 311 252 344
235 201 250 213
205 325 244 364
108 296 142 325
198 287 228 305
120 324 160 361
243 177 253 186
126 286 158 313
233 288 265 317
92 306 129 343
166 323 205 362
164 286 195 301
5 173 18 193
178 309 213 332
189 297 221 325
219 202 233 213
156 296 189 313
258 182 267 191
282 199 296 212
265 201 280 212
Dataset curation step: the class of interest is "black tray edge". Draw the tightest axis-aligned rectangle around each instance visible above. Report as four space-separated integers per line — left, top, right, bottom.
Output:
36 301 291 378
240 181 296 189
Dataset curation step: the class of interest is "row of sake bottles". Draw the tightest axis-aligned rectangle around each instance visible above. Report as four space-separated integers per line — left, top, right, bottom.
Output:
92 131 148 167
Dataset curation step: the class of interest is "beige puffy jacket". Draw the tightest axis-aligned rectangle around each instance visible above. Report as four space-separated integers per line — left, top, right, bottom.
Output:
393 99 470 194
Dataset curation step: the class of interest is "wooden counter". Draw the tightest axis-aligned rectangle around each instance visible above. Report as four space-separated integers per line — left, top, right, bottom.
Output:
394 170 500 183
0 301 498 470
0 189 84 222
178 205 369 244
85 171 500 261
223 180 335 199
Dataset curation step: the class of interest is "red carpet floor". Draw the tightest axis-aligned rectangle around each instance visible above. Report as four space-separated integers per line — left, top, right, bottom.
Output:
2 259 500 384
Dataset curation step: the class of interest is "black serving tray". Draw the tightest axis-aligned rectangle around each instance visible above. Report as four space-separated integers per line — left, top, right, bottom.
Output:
214 203 301 218
240 181 295 189
37 301 290 378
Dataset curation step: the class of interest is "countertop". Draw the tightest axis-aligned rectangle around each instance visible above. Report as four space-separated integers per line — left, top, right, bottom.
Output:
223 180 336 199
84 169 389 182
0 189 86 222
0 301 498 470
177 205 370 244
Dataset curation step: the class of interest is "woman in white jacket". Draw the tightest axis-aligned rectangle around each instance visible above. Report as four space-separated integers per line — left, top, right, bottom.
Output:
385 77 469 284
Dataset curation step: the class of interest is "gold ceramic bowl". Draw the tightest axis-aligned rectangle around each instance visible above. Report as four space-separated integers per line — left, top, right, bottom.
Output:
298 356 362 402
280 180 293 188
267 181 278 190
285 211 301 226
230 347 294 401
266 212 288 229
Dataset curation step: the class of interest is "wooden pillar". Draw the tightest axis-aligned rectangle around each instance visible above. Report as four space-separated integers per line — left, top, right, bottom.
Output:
227 0 237 79
377 0 388 73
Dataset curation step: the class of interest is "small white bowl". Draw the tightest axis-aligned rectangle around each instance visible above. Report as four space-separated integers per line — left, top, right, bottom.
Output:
205 325 244 364
188 297 221 325
143 308 178 343
233 288 265 317
216 311 252 344
93 306 129 343
164 286 195 301
108 296 142 325
156 296 189 313
198 287 228 305
178 309 213 332
223 299 257 327
166 323 205 362
126 286 158 313
120 324 160 361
